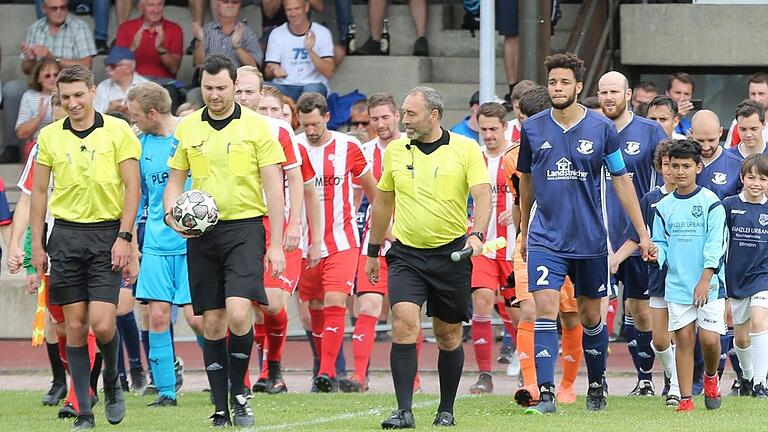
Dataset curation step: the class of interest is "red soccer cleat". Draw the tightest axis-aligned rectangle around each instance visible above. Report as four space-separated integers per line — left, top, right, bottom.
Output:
676 398 694 412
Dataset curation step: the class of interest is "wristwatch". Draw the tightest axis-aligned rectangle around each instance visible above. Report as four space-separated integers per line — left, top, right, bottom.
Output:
156 46 167 55
469 231 485 242
117 231 133 243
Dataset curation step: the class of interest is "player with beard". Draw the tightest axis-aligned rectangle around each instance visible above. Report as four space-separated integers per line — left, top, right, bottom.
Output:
598 71 667 397
518 53 650 414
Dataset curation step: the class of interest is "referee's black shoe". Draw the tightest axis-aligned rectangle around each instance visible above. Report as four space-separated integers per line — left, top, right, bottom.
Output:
433 412 456 427
314 374 338 393
103 384 126 424
72 414 95 430
42 381 67 405
381 409 415 429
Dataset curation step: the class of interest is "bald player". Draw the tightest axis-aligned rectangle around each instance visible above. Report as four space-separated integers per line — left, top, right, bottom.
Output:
693 110 742 201
598 71 668 397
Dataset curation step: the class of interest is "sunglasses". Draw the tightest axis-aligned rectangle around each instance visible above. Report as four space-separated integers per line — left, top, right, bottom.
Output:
351 121 370 127
46 5 67 11
41 72 59 79
218 0 240 4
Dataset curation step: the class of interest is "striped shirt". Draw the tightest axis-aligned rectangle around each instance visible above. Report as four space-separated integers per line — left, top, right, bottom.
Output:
359 137 394 256
202 20 263 67
483 148 516 261
15 90 53 140
23 16 96 61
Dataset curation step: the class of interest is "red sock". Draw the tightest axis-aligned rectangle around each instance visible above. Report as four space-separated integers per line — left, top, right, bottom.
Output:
471 314 493 372
265 309 288 363
607 298 618 335
352 314 378 382
496 303 517 340
309 308 325 359
318 306 346 378
58 336 68 371
414 330 423 391
86 332 96 397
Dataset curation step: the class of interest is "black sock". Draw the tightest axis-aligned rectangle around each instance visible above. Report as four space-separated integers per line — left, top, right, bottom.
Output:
141 330 151 377
437 345 464 414
91 353 102 394
66 345 92 415
96 334 120 388
115 329 127 384
305 329 320 377
46 342 66 385
204 338 229 413
391 343 418 411
228 328 254 397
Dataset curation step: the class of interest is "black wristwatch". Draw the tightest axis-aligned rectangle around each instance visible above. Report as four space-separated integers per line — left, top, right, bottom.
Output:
469 231 485 242
117 231 133 243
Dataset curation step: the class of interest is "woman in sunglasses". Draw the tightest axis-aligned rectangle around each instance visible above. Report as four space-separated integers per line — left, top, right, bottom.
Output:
15 57 61 162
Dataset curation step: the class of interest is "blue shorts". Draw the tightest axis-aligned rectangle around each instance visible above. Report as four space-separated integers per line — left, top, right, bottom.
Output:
135 253 191 305
618 256 650 300
527 250 608 299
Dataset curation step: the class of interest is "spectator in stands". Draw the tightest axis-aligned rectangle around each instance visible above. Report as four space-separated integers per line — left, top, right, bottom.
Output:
665 72 695 136
94 47 148 113
33 0 111 54
114 0 183 83
115 0 208 55
449 90 480 143
264 0 335 100
282 95 300 130
347 99 376 143
353 0 429 57
724 72 768 148
192 0 262 68
1 0 97 163
631 80 658 108
498 1 520 104
15 58 60 150
505 79 536 143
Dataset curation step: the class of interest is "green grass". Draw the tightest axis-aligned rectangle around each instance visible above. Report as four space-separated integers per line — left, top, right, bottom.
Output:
0 391 766 431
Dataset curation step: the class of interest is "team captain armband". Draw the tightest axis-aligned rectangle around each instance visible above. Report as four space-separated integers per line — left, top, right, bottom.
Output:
604 149 627 176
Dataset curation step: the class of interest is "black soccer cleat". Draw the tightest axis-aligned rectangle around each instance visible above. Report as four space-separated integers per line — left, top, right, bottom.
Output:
231 394 254 427
432 411 456 427
142 383 159 396
739 378 754 396
628 379 655 396
267 360 288 394
72 413 95 430
468 372 494 394
42 381 67 406
210 411 232 428
252 378 269 393
147 394 177 408
129 367 148 393
314 374 338 393
381 409 415 429
523 388 556 415
103 384 126 425
754 383 768 398
338 376 364 393
58 402 77 419
586 383 607 411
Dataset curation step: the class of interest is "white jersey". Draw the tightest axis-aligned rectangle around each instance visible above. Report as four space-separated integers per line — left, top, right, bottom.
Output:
482 148 516 261
264 22 334 87
359 137 393 256
504 118 521 144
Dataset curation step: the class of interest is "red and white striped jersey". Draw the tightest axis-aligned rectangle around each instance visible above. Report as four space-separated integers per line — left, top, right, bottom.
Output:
504 119 521 144
483 148 516 261
19 143 55 240
359 136 401 256
299 131 370 257
265 116 301 171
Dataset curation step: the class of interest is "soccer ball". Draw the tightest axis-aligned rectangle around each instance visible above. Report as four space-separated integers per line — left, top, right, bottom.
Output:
171 190 219 236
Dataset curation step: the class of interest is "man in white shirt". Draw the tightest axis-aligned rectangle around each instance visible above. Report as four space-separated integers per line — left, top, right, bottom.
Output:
95 47 148 113
263 0 335 101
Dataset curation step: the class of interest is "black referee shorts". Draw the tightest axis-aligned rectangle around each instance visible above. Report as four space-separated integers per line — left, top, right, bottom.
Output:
386 236 472 324
48 219 121 306
187 217 267 315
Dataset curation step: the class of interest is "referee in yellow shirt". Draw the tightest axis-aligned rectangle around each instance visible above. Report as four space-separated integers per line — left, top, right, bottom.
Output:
30 64 142 429
163 54 286 428
365 87 491 429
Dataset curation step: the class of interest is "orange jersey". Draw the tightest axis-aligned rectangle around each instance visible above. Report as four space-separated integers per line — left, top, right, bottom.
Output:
502 141 521 199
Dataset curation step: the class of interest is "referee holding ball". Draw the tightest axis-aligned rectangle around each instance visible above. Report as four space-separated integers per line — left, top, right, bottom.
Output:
365 87 491 429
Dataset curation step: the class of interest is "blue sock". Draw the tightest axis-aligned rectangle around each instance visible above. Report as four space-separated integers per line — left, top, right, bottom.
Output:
149 330 176 399
533 319 558 387
727 328 743 378
694 336 705 367
336 343 346 376
635 330 655 381
306 330 320 376
718 333 729 376
116 330 127 383
583 320 608 387
196 335 206 351
624 316 641 374
141 330 151 376
116 312 143 370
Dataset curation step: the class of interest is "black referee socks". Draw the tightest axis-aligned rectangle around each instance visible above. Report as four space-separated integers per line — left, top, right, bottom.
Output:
203 338 229 413
96 334 120 387
391 343 418 411
228 328 254 398
437 345 465 414
66 345 93 415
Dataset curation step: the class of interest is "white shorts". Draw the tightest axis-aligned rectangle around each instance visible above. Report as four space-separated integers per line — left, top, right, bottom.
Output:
730 292 768 326
668 298 726 334
649 296 668 309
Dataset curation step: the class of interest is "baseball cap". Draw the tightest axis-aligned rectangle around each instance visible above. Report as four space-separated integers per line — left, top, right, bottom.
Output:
104 47 135 66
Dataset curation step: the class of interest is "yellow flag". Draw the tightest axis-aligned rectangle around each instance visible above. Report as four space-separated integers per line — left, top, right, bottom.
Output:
32 277 47 347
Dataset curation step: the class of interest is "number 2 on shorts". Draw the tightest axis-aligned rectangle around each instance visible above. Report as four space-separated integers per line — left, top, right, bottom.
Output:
536 265 549 286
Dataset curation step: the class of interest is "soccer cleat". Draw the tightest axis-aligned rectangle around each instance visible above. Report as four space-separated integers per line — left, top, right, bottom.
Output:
231 394 254 427
210 411 232 428
42 381 67 406
665 394 680 407
120 377 130 392
129 367 148 393
267 360 288 394
497 344 513 364
523 389 556 415
432 411 455 427
338 376 366 393
754 383 768 398
738 378 753 396
58 402 77 419
727 379 741 396
556 385 576 404
103 384 126 425
147 394 177 408
252 377 269 393
506 352 521 377
142 383 159 396
676 398 694 412
628 380 655 396
469 372 494 394
72 413 96 430
314 374 338 393
174 356 184 392
661 373 671 396
586 383 607 411
514 384 539 407
703 374 721 410
381 409 415 429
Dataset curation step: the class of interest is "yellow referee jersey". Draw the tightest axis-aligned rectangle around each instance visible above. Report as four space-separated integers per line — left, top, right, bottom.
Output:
36 113 141 223
378 130 489 248
168 104 286 220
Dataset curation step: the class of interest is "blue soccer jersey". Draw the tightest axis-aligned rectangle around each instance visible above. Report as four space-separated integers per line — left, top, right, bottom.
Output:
138 132 191 255
627 185 672 298
605 115 667 253
518 107 626 258
723 194 768 299
652 186 727 305
726 145 768 161
698 149 743 200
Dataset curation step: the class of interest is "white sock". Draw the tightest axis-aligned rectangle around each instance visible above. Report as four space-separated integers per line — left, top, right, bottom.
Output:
750 330 768 386
653 343 679 394
734 344 754 381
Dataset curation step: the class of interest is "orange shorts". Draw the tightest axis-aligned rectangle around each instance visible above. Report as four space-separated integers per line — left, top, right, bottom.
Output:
298 248 359 302
471 255 513 292
263 247 303 293
510 236 578 313
355 255 388 296
44 275 65 323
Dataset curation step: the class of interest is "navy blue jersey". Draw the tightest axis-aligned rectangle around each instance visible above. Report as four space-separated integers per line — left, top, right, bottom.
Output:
627 186 672 297
605 115 667 253
723 194 768 299
698 149 743 200
726 145 768 161
518 107 626 258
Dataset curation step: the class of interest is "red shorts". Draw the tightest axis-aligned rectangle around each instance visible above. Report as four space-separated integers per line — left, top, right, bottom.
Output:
264 247 302 293
471 255 513 294
298 248 359 302
44 275 65 323
355 255 388 296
